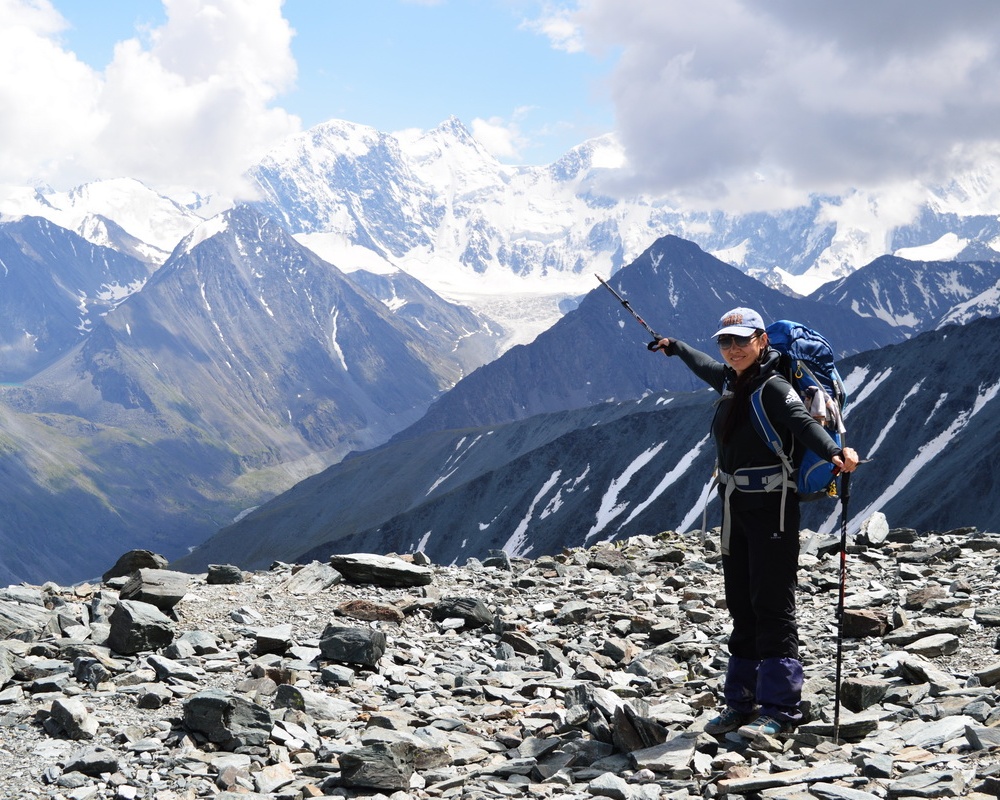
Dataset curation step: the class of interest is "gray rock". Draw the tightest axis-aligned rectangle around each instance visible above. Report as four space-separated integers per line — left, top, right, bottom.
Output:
811 784 883 800
320 663 356 686
887 770 967 799
629 733 698 776
172 629 220 655
254 623 293 655
102 550 168 582
206 564 244 584
253 761 295 794
965 724 1000 750
136 683 173 709
431 597 492 629
49 697 98 740
182 688 273 750
318 623 387 667
119 568 189 612
328 553 432 587
0 598 55 639
0 645 16 688
587 549 632 574
557 600 594 624
718 762 856 793
339 740 415 790
858 512 890 545
972 606 1000 626
107 599 175 655
63 745 120 776
272 683 356 721
840 676 889 712
282 561 343 594
587 771 631 799
147 653 203 682
900 714 979 748
904 632 960 657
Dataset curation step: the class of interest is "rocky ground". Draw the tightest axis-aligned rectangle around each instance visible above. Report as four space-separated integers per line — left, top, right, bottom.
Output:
0 512 999 800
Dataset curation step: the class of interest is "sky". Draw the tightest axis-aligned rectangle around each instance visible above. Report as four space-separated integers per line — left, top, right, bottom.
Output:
4 0 1000 212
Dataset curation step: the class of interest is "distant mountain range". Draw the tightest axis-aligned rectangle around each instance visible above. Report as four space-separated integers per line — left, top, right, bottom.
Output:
810 255 1000 335
241 118 1000 339
0 217 153 381
179 312 1000 572
2 117 1000 584
8 117 1000 345
394 235 905 441
0 204 498 584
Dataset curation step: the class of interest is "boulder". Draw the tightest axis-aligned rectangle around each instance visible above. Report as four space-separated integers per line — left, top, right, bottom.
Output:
182 688 273 751
318 624 387 667
107 599 175 655
102 550 168 582
328 553 432 587
119 568 190 612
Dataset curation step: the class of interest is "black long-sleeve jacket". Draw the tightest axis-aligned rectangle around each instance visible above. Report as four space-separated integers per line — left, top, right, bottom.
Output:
664 339 842 477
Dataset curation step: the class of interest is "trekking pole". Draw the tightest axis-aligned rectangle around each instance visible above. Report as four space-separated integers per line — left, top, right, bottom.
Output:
832 469 852 745
595 274 664 349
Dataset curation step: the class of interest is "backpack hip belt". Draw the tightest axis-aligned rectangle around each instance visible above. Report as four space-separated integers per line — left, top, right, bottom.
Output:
717 464 790 492
716 465 796 555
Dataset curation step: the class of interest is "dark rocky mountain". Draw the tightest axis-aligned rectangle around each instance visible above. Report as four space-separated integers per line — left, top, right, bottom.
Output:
25 203 460 455
0 216 153 381
0 205 496 585
809 255 1000 335
345 267 502 379
393 235 905 441
179 313 1000 574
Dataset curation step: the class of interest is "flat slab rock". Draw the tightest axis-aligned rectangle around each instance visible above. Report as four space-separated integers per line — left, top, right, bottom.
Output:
327 553 432 587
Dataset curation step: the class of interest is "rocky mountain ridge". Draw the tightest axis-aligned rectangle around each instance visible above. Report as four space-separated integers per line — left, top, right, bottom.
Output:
182 310 1000 576
0 203 499 586
809 257 1000 335
391 235 903 442
1 521 1000 798
0 216 154 382
248 117 1000 309
3 117 1000 587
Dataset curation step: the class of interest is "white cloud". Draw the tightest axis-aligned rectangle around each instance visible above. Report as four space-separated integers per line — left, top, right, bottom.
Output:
0 0 301 198
574 0 1000 210
471 112 531 160
521 4 585 54
0 0 104 186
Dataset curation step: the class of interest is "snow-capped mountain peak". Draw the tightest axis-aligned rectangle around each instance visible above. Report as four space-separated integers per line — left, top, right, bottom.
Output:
0 177 203 262
179 212 232 257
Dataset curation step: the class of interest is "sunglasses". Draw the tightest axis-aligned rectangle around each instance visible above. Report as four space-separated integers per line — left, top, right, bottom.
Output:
717 332 760 350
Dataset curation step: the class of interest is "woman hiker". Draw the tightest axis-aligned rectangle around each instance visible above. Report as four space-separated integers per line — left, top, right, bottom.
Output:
650 307 858 738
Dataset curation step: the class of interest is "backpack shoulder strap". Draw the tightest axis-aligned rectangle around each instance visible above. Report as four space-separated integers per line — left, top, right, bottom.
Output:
749 375 795 473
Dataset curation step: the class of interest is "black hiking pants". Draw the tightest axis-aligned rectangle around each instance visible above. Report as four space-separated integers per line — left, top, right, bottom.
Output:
722 490 801 661
720 489 804 720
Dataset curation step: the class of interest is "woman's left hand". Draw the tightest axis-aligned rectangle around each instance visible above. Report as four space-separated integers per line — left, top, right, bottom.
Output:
832 447 860 474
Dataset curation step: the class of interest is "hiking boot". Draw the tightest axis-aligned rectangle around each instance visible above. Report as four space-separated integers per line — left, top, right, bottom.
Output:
704 707 757 736
737 714 793 739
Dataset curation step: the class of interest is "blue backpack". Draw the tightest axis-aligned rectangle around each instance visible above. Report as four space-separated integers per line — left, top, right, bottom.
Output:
749 320 848 500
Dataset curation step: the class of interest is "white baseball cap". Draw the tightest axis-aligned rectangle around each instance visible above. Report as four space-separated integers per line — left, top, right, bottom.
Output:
713 307 765 338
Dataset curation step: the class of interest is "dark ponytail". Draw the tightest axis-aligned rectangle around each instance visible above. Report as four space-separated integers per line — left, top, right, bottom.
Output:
719 331 767 444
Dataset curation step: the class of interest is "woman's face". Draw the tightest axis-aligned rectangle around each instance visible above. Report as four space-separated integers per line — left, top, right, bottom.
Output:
718 331 768 375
